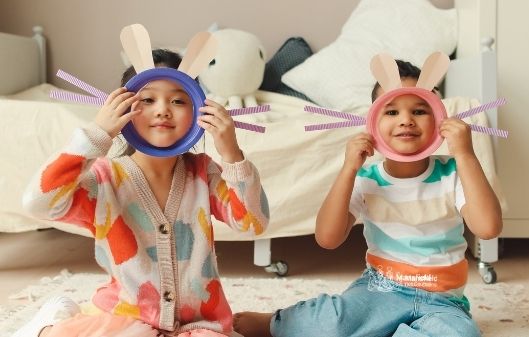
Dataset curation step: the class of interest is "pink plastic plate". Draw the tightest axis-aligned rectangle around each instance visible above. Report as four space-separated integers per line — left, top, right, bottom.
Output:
366 87 447 162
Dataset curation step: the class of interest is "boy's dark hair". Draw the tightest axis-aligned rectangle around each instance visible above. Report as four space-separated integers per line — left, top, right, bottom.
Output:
120 49 183 86
371 59 440 102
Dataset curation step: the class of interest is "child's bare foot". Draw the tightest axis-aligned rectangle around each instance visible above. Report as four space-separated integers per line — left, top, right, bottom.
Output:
233 312 273 337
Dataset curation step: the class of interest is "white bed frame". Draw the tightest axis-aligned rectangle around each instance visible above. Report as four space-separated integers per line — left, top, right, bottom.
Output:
0 0 501 282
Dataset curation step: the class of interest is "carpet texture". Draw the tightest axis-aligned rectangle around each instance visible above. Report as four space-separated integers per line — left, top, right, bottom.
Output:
1 270 528 337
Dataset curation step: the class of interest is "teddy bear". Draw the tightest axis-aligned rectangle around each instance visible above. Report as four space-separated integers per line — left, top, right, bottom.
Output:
198 29 266 109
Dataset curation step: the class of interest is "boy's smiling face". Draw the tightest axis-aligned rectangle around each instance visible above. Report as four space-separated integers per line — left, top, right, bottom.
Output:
375 78 436 156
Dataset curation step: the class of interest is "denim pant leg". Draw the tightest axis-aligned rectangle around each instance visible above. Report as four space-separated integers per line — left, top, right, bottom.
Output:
270 270 416 337
392 290 481 337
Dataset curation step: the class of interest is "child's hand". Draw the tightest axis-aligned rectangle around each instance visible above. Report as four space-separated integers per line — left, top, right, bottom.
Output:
95 87 140 138
439 118 474 159
198 99 243 163
344 133 374 172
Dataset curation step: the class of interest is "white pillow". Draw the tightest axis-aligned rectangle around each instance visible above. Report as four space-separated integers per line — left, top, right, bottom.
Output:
281 0 457 111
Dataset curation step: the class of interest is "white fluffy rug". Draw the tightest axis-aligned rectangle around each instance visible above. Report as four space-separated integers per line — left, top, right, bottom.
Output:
1 270 528 337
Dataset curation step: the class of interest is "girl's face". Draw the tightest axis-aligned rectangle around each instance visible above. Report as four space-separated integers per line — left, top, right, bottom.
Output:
132 79 194 148
376 79 436 155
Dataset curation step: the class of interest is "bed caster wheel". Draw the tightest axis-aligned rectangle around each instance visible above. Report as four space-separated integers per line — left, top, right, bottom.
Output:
478 262 497 284
481 269 497 284
264 260 289 277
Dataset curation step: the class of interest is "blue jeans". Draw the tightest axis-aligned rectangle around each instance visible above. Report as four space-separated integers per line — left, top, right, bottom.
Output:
270 268 480 337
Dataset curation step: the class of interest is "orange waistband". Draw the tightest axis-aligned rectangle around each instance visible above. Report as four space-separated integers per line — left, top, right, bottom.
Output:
366 253 468 292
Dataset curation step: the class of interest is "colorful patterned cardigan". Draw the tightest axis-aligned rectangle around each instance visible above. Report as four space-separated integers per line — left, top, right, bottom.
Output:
22 124 270 335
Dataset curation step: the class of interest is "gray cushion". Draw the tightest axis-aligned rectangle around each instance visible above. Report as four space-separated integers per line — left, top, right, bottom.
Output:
260 37 313 101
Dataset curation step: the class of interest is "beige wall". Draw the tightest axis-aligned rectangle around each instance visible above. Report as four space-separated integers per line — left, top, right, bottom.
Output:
495 1 529 234
0 0 453 92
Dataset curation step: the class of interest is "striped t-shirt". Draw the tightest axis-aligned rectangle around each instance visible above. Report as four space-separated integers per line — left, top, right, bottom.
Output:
349 156 468 295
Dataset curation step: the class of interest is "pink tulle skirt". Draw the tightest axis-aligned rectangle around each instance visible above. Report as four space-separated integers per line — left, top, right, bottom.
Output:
45 312 158 337
44 312 229 337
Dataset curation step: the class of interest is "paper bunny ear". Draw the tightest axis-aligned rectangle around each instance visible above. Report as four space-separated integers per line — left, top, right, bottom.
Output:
370 53 402 92
416 52 450 91
120 24 155 73
178 32 218 79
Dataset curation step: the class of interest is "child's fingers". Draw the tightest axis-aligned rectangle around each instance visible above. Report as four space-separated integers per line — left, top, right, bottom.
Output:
197 119 216 134
198 114 219 126
364 142 374 157
441 118 469 129
203 98 225 110
119 109 142 126
197 116 221 134
346 140 373 161
440 121 469 137
200 102 230 118
105 88 135 109
199 107 230 121
353 132 374 143
108 92 136 111
104 87 129 106
198 114 231 130
115 94 140 116
353 138 374 149
359 142 374 157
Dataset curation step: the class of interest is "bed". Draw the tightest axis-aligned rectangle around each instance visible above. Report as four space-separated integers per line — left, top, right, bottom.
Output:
0 0 506 282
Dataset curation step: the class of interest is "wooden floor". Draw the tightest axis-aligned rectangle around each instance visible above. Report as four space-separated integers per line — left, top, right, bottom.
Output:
2 226 529 306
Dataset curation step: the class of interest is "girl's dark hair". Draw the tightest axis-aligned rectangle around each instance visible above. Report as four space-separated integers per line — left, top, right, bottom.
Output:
120 49 183 86
370 59 441 103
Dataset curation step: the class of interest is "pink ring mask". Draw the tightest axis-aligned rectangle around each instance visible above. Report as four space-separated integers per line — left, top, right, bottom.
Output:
365 52 449 162
367 87 447 162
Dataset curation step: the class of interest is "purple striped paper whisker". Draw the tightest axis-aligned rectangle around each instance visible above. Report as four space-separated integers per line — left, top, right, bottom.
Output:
304 105 366 123
50 90 105 106
56 70 109 100
455 98 506 120
469 124 508 138
229 105 270 116
233 121 266 133
305 120 363 131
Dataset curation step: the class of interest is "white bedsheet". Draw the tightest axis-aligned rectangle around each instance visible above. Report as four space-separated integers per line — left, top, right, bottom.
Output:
0 85 97 235
0 87 506 240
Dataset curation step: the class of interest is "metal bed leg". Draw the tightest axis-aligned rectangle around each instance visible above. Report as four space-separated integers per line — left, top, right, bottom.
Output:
253 238 288 276
478 238 498 284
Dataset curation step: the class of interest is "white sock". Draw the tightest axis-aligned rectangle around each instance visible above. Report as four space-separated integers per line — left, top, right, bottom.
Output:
11 296 81 337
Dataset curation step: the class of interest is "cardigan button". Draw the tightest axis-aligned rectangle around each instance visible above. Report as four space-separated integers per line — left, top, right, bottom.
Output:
163 291 175 302
159 224 169 234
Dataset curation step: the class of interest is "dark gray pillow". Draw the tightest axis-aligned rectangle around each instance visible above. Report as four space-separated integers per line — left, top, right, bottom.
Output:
260 37 313 101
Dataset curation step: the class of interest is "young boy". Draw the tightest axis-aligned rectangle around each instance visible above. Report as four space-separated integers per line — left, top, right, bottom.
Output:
233 60 502 337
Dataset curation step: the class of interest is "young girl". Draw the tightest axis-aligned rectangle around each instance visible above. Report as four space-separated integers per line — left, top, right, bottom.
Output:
15 49 269 337
233 60 502 337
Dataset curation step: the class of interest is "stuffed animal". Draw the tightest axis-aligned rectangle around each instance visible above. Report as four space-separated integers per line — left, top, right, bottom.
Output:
199 29 266 108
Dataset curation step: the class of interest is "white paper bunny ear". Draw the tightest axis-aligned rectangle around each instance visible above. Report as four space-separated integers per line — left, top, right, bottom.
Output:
120 24 155 73
177 31 218 79
370 53 402 92
416 52 450 91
